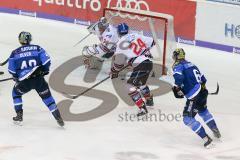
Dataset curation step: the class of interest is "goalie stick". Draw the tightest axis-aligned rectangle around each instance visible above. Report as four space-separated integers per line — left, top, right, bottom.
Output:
73 33 92 47
61 65 129 99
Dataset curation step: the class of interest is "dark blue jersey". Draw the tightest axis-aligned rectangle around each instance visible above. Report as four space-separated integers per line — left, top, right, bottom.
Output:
173 60 207 99
8 44 51 81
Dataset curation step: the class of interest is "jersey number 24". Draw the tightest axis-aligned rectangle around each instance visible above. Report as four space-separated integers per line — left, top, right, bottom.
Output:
130 38 147 55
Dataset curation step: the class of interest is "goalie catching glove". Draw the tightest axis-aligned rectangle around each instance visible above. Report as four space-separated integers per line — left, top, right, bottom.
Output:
172 86 184 98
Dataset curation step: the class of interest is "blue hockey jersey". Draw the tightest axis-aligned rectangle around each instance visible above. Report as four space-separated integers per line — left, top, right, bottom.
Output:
8 44 51 81
173 60 207 99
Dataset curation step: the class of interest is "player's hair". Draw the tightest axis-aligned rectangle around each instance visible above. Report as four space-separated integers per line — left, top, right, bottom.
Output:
18 31 32 45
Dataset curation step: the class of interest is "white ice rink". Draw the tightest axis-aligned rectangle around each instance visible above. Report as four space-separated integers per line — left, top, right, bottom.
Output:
0 13 240 160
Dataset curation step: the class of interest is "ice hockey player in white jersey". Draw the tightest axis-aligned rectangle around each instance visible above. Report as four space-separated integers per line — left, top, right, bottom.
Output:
110 23 155 116
82 17 119 69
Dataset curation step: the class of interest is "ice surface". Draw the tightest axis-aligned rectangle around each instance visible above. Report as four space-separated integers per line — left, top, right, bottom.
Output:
0 13 240 160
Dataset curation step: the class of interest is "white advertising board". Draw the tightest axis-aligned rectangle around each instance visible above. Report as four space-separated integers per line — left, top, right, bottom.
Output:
196 2 240 49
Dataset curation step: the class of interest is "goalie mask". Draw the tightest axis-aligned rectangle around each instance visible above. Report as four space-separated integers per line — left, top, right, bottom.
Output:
172 48 185 61
18 31 32 45
98 17 109 32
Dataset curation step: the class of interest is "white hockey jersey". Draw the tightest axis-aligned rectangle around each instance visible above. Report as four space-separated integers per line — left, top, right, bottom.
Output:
113 33 154 69
95 24 119 51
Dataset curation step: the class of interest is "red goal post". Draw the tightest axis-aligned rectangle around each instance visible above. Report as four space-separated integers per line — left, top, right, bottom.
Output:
103 8 176 75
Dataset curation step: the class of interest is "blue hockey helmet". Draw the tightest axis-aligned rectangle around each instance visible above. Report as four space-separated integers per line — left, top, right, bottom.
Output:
117 23 129 36
18 31 32 45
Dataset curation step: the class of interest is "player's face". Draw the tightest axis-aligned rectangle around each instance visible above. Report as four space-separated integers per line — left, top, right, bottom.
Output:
99 27 105 34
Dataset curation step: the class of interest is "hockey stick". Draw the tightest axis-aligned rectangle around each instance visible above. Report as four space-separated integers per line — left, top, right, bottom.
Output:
0 58 9 66
62 65 129 99
208 83 219 95
0 77 13 82
73 33 92 47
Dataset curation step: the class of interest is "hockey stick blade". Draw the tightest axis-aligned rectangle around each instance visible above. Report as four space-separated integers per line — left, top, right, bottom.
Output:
209 83 219 95
61 92 79 99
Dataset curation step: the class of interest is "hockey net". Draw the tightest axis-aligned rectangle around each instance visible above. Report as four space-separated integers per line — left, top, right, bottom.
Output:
104 8 176 75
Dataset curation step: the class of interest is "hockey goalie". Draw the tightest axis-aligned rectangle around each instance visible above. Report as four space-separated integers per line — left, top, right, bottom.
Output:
82 17 119 69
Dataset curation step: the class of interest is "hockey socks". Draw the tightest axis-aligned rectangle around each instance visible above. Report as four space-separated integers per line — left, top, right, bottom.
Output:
42 96 58 112
183 116 208 139
140 85 154 106
12 89 23 112
128 90 148 116
199 109 221 138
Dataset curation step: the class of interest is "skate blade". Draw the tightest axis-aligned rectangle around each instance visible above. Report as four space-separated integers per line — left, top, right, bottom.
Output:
13 121 23 126
205 143 215 149
214 137 223 143
136 112 148 118
146 106 154 109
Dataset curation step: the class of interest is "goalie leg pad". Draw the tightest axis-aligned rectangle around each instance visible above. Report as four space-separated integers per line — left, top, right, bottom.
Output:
82 45 104 69
199 109 219 132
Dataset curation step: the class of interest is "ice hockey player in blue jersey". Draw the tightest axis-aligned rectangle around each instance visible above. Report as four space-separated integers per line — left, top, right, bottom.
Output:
8 31 64 127
172 48 221 148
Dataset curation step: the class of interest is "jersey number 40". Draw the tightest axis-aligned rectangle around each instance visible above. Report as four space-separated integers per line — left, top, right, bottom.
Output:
21 59 37 70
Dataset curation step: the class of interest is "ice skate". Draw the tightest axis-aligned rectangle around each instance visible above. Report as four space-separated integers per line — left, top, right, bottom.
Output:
52 109 65 127
203 135 214 149
13 110 23 125
137 105 148 117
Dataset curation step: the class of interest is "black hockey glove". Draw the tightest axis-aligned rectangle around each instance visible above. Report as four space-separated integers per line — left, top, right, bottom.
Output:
102 51 114 59
34 66 49 77
172 86 184 99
